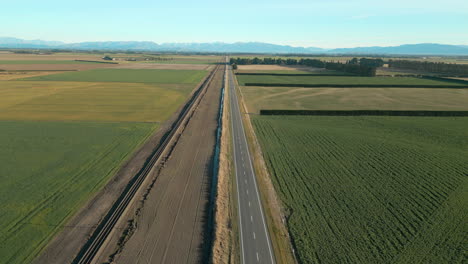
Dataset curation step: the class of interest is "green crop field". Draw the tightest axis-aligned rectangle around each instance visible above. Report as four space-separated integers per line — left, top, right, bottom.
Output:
0 81 195 122
0 121 156 264
253 115 468 264
237 75 464 86
21 69 208 84
240 86 468 113
0 60 103 64
0 65 207 263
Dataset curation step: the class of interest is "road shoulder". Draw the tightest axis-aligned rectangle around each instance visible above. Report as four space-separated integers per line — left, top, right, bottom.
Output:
233 74 297 264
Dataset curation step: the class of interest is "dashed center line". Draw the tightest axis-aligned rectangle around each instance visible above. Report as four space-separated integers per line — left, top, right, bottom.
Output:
257 252 260 262
251 215 253 222
253 232 256 239
248 201 251 207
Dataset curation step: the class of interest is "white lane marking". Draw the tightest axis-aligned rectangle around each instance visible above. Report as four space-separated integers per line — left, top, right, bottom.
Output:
246 189 248 195
244 179 247 184
229 69 246 264
251 215 253 222
253 232 256 239
234 78 276 264
257 252 260 262
248 201 251 207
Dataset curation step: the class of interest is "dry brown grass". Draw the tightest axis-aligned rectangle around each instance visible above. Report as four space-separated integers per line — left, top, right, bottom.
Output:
212 68 236 264
0 53 101 61
0 64 117 71
0 71 60 80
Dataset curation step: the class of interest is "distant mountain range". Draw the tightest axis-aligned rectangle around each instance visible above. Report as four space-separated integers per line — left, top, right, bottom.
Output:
1 37 468 55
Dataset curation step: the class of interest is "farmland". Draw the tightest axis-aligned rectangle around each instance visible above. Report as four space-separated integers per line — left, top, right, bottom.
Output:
240 86 468 113
0 81 194 122
0 55 210 263
0 121 156 263
252 115 468 263
0 60 103 64
236 75 465 87
21 68 208 84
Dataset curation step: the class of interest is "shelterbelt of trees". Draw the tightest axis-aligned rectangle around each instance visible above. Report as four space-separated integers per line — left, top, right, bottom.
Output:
229 57 379 76
388 60 468 75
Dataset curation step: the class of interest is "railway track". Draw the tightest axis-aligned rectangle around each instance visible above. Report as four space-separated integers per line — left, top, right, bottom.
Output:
73 64 221 264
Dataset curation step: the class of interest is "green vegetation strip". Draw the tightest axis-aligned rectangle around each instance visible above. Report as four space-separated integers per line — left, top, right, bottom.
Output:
20 69 208 84
237 75 466 87
259 110 468 116
253 116 467 264
0 121 157 264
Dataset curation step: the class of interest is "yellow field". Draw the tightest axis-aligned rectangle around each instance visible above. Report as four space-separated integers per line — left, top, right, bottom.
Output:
0 71 60 80
0 81 195 122
240 86 468 113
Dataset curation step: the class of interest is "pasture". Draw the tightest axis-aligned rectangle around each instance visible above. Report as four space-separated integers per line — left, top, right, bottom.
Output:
253 115 468 264
0 81 195 122
240 86 468 113
236 75 465 87
0 60 209 263
0 60 102 64
0 121 156 264
21 68 207 84
0 71 60 80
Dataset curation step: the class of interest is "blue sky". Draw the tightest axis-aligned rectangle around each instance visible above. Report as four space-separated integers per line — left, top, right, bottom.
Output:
2 0 467 48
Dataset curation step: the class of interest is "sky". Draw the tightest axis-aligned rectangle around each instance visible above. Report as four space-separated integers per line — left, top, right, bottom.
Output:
1 0 468 48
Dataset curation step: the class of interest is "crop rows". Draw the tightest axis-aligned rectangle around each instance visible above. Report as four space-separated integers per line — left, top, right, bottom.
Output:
253 116 467 263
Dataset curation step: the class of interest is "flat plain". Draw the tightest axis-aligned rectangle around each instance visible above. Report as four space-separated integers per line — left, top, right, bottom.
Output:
21 68 208 84
0 60 103 64
0 81 195 122
0 56 209 263
236 75 465 86
253 115 467 264
240 86 468 113
0 121 157 264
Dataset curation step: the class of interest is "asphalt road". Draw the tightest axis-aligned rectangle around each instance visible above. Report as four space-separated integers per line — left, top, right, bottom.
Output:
228 66 275 264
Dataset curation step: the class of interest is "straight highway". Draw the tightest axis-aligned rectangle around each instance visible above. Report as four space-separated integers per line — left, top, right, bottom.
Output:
227 65 275 264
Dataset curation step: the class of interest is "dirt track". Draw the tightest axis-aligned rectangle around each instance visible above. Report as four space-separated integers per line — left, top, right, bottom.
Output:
95 66 224 264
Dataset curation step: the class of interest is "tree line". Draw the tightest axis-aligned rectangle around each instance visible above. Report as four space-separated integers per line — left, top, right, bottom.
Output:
388 60 468 75
348 58 384 67
229 57 378 76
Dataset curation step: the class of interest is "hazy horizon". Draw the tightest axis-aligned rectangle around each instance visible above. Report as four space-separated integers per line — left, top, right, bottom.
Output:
2 36 468 50
2 0 467 49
